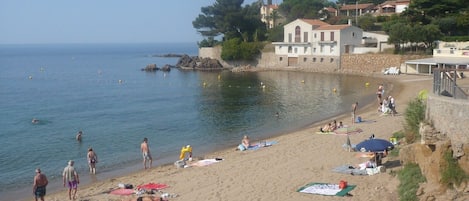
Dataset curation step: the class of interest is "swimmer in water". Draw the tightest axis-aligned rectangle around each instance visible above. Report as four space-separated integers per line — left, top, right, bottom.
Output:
76 131 82 141
32 118 39 124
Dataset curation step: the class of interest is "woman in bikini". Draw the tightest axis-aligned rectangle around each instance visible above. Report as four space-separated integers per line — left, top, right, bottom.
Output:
87 147 98 174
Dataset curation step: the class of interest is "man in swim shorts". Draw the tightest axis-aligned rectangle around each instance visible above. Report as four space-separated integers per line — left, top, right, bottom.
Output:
63 160 79 200
33 168 48 201
141 137 153 169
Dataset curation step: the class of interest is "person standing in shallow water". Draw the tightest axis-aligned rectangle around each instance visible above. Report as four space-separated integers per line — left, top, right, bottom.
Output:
87 147 98 174
141 137 152 169
76 131 82 142
33 168 48 201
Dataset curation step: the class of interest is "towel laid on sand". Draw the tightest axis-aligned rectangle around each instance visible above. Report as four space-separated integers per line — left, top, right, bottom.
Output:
297 182 356 196
190 158 223 167
246 141 278 150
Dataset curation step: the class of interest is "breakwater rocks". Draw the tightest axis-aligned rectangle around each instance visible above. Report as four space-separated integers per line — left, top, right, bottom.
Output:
176 54 223 70
141 64 172 72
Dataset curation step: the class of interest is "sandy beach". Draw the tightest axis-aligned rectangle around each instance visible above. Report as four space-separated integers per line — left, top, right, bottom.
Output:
39 73 433 201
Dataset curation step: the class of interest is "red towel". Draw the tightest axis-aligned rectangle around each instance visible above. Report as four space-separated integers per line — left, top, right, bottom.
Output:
137 183 169 190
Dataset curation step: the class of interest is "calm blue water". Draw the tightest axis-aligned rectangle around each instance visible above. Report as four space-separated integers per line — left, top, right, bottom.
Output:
0 43 380 200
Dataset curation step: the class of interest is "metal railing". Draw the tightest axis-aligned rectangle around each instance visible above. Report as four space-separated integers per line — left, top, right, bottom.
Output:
433 69 469 100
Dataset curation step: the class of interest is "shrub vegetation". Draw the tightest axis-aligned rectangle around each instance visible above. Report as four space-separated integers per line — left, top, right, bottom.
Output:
398 163 426 201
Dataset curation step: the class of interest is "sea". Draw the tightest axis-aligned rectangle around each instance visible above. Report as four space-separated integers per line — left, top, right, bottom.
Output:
0 43 381 200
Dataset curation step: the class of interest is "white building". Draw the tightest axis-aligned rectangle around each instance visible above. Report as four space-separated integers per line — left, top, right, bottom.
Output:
404 41 469 74
272 19 363 66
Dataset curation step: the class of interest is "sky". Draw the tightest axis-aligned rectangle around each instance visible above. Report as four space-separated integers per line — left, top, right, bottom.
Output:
0 0 276 44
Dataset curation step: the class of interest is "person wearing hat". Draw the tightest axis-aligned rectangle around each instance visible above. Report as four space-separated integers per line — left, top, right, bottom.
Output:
63 160 79 200
33 168 48 201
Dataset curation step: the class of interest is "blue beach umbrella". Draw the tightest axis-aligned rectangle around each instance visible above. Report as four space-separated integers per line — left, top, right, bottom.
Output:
355 138 394 152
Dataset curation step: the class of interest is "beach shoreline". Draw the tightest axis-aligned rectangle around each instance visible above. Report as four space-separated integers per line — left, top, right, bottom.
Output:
23 73 433 201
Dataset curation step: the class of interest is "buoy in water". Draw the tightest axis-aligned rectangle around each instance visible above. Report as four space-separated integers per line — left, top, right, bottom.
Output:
365 82 370 87
301 80 305 83
28 75 33 79
333 88 337 93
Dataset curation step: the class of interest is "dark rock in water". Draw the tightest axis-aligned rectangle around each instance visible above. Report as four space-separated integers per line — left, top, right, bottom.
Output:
142 64 159 71
160 64 172 72
176 54 223 70
152 53 185 58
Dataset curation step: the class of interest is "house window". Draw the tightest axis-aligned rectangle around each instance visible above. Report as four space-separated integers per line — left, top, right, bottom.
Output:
288 33 292 42
303 58 307 62
304 47 307 53
313 58 316 62
294 47 297 53
330 32 334 41
295 26 301 42
330 58 334 62
320 32 324 41
330 46 334 53
314 33 317 38
320 58 324 62
320 45 324 53
313 47 316 53
288 46 292 53
304 32 308 42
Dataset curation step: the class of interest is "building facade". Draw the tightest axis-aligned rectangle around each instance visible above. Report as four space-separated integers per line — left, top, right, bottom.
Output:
272 19 363 68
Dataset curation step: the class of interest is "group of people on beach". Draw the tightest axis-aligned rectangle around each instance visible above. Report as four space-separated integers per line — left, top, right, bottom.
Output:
319 120 344 133
32 135 154 201
376 84 397 116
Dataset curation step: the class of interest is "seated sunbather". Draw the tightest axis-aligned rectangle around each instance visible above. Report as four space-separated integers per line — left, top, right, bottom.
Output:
237 135 251 151
319 123 332 133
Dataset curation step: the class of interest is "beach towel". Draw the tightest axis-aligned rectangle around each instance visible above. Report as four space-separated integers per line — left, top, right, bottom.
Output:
189 158 223 167
109 188 135 195
315 131 337 135
136 183 169 191
246 141 277 150
297 182 356 196
332 165 368 175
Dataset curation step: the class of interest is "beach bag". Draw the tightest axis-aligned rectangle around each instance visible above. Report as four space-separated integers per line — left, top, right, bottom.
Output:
339 180 348 189
355 116 362 123
174 160 186 168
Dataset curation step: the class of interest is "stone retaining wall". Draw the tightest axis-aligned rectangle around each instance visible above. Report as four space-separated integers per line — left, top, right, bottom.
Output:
426 94 469 145
199 46 427 74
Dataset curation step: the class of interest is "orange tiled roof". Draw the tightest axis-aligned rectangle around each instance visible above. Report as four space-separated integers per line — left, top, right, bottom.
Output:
314 25 351 30
340 3 374 10
298 19 330 26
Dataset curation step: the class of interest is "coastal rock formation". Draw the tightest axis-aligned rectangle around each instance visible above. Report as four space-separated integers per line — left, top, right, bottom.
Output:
142 64 159 71
141 64 172 72
176 54 223 70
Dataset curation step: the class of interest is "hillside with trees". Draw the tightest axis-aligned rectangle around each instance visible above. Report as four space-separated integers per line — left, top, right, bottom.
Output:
193 0 469 60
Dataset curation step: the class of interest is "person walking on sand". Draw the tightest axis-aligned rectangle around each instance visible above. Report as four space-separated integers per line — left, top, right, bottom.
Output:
87 147 98 174
63 160 79 200
33 168 48 201
352 102 358 124
141 137 152 169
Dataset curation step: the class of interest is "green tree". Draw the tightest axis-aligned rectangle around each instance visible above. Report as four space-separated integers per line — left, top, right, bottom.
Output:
357 14 375 31
192 0 266 44
279 0 329 21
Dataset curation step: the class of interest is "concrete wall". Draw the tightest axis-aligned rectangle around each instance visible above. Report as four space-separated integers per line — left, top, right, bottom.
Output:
199 46 428 74
426 95 469 145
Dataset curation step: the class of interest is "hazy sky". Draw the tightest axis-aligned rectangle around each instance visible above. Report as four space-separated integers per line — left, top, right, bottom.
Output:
0 0 274 44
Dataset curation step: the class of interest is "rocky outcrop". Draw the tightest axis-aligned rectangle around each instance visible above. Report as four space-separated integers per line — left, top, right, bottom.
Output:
176 54 223 70
141 64 171 72
400 122 469 200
